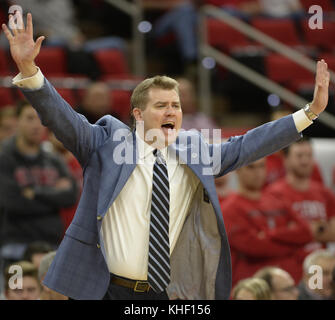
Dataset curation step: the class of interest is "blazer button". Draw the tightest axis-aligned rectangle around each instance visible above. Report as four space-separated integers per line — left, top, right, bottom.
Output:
192 153 197 158
97 244 101 249
97 215 102 221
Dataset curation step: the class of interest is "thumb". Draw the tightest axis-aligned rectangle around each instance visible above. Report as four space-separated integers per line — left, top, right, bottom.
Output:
33 36 45 54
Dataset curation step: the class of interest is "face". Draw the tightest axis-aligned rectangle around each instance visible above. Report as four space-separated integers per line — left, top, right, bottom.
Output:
133 88 182 148
31 253 47 269
237 158 266 191
6 276 41 300
271 270 298 300
305 257 335 298
0 115 17 142
235 288 256 300
285 142 314 179
177 79 196 114
83 83 110 116
17 105 44 146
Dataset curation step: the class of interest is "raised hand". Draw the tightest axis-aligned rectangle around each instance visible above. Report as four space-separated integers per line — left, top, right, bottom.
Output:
2 12 45 77
310 59 330 115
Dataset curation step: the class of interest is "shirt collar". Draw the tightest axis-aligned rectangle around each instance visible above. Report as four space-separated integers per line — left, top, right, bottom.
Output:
135 131 168 161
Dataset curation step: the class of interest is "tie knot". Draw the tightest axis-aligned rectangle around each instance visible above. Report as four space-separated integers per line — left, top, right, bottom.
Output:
153 149 166 165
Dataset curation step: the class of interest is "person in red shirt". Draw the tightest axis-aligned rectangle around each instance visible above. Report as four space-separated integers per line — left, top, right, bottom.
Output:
266 137 335 256
264 109 323 188
221 158 316 287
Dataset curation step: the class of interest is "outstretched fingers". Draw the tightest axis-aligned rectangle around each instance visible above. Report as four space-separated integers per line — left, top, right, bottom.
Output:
316 60 330 88
26 13 33 37
1 23 13 41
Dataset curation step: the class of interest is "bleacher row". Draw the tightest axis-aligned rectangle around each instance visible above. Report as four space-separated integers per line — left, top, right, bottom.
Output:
1 12 335 120
0 47 135 122
207 17 335 93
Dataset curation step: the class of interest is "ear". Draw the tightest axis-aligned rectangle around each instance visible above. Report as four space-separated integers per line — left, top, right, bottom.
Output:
132 108 143 122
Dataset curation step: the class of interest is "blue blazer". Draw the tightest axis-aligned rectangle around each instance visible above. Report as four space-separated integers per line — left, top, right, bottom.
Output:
21 79 301 300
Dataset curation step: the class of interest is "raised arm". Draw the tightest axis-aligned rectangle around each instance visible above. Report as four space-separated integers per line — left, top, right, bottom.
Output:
210 59 330 176
2 12 114 166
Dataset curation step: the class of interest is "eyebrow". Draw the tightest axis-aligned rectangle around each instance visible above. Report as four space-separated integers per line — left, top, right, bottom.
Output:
153 101 181 105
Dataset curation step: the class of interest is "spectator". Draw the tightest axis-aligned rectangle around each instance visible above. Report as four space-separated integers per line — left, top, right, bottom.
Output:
3 260 41 300
221 158 314 286
48 132 83 230
22 241 53 269
0 105 17 148
177 77 218 134
38 251 68 300
0 101 77 264
151 0 200 67
266 137 335 255
232 277 272 300
254 266 299 300
76 82 120 124
215 173 233 205
264 109 323 187
298 249 335 300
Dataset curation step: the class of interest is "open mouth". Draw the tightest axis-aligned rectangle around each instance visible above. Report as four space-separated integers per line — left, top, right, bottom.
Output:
161 122 175 130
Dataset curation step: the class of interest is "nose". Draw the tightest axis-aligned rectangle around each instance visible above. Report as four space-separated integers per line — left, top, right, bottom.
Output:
165 105 176 115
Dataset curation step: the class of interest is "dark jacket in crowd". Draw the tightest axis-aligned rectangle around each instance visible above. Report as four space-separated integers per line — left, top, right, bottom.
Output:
0 137 78 246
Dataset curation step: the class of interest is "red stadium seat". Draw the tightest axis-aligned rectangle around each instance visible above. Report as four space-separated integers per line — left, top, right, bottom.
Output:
94 49 129 77
110 90 131 122
301 20 335 52
0 49 10 75
35 47 67 76
0 88 14 107
265 54 315 86
206 18 253 52
56 88 78 108
251 18 301 46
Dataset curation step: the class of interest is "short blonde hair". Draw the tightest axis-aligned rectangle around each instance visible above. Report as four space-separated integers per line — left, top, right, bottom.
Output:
232 277 272 300
131 75 179 111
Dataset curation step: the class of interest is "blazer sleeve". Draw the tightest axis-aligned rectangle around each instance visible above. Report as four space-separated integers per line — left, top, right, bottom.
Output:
20 78 115 167
210 115 302 177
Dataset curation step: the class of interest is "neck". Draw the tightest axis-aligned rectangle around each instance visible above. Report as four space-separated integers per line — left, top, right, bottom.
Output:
16 136 39 156
286 173 310 191
238 186 262 200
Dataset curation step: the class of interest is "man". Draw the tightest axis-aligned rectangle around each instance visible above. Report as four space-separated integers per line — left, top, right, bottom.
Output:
76 81 120 124
254 266 299 300
298 249 335 300
1 12 330 300
3 260 41 300
177 77 217 133
0 101 78 263
264 108 323 187
266 138 335 255
0 105 17 148
221 158 315 286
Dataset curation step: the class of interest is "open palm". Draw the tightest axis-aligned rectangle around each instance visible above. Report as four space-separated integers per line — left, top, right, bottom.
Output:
2 12 44 68
311 60 330 115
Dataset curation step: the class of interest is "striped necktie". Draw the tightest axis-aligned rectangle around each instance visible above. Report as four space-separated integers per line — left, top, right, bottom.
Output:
147 149 170 293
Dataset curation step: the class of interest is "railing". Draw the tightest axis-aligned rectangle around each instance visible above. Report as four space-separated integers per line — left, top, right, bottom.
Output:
105 0 146 77
198 5 335 130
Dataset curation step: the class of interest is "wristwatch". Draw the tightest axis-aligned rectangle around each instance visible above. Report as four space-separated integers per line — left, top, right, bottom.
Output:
303 103 319 121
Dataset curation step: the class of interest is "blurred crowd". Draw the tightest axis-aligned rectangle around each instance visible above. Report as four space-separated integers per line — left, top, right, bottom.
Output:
0 0 334 300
